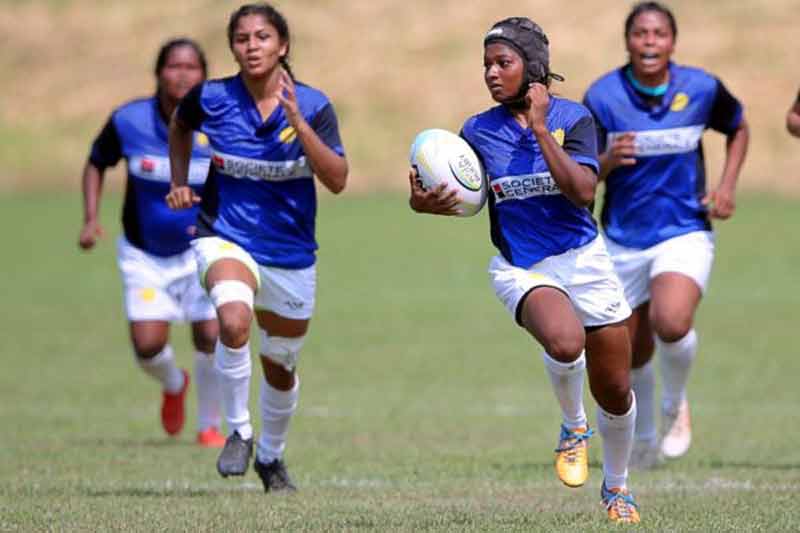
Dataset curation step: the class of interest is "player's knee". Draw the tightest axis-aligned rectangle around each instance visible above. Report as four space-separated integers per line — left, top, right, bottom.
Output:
260 330 305 373
652 315 692 343
218 312 250 348
591 378 631 413
133 339 167 359
191 327 218 354
543 335 584 363
209 280 254 347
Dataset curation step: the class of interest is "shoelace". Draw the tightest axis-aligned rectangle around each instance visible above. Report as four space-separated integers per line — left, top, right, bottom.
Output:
554 426 594 461
605 489 638 519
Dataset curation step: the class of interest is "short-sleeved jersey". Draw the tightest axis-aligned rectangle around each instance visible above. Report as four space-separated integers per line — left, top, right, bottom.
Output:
177 75 345 269
461 97 600 268
89 96 211 257
583 63 743 249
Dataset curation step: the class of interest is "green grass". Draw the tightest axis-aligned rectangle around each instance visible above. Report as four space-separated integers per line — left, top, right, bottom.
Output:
1 191 799 531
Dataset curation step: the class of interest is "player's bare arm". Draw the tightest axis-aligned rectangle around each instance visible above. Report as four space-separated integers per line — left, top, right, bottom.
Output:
78 161 106 250
704 117 749 219
166 113 201 209
407 168 462 216
527 83 596 208
598 132 637 181
278 69 348 194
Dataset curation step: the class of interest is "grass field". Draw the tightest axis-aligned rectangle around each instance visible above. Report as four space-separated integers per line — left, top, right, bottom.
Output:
1 191 799 531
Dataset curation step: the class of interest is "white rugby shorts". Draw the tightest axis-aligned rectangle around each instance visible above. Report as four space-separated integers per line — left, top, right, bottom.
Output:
191 236 316 320
605 230 715 309
489 235 631 328
116 237 216 323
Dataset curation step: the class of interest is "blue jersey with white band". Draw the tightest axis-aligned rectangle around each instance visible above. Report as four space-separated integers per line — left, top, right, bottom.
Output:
461 97 600 268
583 63 743 249
89 96 211 257
177 75 345 269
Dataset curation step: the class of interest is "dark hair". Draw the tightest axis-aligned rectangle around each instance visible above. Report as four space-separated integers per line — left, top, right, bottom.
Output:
227 3 294 79
624 1 678 39
154 37 208 78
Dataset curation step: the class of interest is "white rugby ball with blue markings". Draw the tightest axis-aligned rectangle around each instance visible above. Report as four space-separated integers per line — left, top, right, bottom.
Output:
409 128 487 217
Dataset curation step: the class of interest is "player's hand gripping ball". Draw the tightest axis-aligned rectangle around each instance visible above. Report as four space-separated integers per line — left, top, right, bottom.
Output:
409 129 487 216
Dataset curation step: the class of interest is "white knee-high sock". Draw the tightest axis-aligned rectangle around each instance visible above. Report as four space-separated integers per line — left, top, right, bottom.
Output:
542 351 588 430
256 376 299 463
630 360 657 445
194 351 222 431
214 340 252 440
137 345 184 393
658 329 697 414
597 393 636 489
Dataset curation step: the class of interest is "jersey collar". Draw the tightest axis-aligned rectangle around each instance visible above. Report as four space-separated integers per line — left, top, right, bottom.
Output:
619 62 679 116
233 73 285 131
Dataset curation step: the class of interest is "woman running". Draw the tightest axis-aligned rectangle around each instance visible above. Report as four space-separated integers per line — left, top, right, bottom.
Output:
78 38 225 447
167 3 347 492
583 1 749 467
410 17 640 524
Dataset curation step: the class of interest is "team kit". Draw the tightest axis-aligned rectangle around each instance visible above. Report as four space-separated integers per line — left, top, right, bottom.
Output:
80 1 751 525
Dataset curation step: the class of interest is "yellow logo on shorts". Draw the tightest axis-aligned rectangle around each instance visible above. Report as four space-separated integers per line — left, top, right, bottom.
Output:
551 128 565 146
671 92 689 112
219 241 237 251
139 288 157 302
278 126 297 144
195 133 209 146
528 272 557 286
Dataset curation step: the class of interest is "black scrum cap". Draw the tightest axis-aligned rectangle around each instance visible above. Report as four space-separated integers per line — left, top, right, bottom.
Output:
484 17 564 87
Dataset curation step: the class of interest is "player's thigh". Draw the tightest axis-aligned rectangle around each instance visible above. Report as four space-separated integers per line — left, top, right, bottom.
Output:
627 302 655 366
648 231 713 340
193 237 260 345
605 235 654 310
180 265 219 352
192 236 259 291
520 286 585 361
489 254 583 360
649 273 701 341
252 265 314 334
253 263 316 322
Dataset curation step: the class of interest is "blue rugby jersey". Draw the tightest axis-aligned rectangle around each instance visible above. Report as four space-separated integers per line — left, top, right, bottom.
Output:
583 63 743 249
461 97 600 268
90 96 211 257
177 75 345 269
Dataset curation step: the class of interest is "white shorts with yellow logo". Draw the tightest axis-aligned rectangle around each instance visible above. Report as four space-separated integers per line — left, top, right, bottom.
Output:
116 237 216 323
605 230 715 309
489 235 631 328
191 236 316 320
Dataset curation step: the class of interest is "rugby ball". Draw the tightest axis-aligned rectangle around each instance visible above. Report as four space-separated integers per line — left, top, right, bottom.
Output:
409 128 487 217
